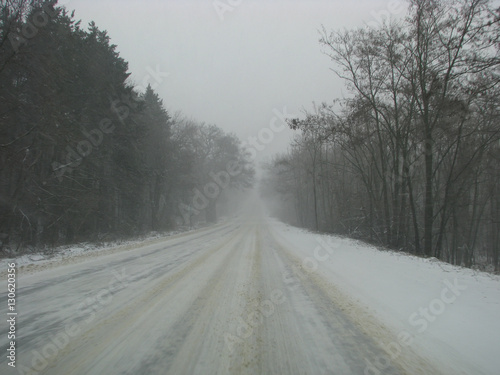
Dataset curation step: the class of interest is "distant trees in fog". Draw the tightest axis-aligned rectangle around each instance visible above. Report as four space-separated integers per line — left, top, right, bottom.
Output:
0 1 253 252
262 0 500 271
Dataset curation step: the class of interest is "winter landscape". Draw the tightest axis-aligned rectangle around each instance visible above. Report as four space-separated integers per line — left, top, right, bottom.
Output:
1 0 499 374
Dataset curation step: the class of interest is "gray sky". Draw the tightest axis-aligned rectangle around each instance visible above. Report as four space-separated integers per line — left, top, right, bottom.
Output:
62 0 408 163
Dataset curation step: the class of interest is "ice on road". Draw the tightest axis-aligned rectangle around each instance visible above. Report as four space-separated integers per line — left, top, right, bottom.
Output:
2 202 491 375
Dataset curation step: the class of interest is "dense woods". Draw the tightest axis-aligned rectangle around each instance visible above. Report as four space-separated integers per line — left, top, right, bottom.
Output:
262 0 500 271
2 0 499 273
0 0 253 253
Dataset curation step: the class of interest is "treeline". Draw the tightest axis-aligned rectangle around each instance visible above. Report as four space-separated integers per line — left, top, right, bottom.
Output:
262 0 500 271
0 1 253 252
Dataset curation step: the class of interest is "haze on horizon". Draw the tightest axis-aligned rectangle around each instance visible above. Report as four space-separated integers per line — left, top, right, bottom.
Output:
62 0 408 163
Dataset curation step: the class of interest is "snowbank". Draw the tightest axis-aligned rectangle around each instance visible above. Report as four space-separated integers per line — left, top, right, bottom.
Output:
269 219 500 375
0 231 181 276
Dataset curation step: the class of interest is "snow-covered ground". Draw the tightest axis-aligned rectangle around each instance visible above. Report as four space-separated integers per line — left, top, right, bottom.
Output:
270 218 500 375
0 232 176 272
0 225 214 277
1 199 499 374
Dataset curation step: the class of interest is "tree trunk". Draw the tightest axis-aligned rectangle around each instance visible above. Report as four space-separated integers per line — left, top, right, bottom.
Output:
424 124 434 257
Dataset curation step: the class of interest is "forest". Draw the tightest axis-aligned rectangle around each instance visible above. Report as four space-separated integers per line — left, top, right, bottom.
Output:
262 0 500 271
2 0 500 273
0 0 254 252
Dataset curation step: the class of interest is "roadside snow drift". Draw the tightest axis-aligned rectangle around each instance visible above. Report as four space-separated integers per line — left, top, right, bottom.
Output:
269 218 500 375
1 204 498 375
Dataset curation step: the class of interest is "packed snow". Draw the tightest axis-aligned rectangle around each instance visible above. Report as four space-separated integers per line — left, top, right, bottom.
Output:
1 203 499 374
269 218 500 375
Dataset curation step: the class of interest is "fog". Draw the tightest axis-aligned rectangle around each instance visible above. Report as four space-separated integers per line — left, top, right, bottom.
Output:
64 0 408 162
1 1 499 374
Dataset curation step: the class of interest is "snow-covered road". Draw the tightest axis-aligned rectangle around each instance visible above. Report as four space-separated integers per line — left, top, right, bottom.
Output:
1 201 499 375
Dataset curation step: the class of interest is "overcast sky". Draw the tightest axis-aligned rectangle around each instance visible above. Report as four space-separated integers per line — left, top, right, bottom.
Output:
61 0 408 163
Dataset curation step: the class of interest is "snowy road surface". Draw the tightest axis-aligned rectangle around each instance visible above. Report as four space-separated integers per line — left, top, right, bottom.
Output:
1 203 499 375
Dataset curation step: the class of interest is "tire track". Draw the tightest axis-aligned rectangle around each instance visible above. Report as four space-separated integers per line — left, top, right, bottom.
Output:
158 224 258 375
268 226 442 375
34 223 248 374
228 222 263 375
